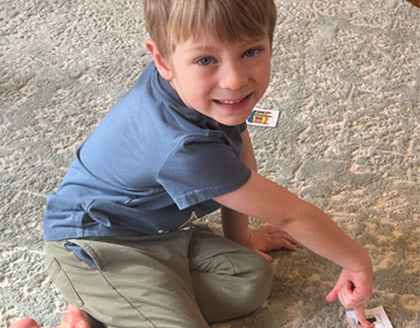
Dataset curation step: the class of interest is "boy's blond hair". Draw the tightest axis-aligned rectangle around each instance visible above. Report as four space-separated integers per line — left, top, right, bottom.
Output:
143 0 277 58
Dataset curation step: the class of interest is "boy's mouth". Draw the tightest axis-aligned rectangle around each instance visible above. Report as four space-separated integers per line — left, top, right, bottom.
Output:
213 93 252 108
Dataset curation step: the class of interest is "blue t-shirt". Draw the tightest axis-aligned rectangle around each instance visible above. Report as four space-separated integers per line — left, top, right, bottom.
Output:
43 63 251 241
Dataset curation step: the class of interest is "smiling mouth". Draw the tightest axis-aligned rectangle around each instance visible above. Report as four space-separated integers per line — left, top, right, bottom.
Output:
214 93 251 105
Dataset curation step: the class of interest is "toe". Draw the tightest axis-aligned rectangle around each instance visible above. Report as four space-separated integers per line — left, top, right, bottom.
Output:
10 318 41 328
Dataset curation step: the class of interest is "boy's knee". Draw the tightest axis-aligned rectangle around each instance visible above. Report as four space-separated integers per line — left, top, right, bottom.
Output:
244 253 273 304
198 252 273 322
227 251 273 315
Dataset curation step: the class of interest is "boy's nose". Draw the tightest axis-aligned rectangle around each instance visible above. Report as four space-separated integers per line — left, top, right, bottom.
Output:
219 63 248 90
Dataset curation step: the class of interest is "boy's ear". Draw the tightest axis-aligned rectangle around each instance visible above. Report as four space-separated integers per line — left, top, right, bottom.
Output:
145 39 174 81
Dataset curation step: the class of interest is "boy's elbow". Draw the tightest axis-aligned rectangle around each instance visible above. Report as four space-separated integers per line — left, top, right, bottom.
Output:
273 198 320 229
216 171 321 228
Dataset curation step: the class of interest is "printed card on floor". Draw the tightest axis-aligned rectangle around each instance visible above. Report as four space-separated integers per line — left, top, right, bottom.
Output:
346 306 393 328
247 108 279 127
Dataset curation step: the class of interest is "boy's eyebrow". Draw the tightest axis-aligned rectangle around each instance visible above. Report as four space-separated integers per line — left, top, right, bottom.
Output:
187 38 266 53
187 44 219 52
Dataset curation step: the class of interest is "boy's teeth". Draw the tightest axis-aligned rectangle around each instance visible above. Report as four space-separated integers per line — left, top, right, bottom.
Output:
219 97 246 104
220 100 238 104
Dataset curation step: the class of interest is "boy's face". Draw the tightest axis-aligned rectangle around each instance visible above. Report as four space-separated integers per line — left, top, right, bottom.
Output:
165 35 272 126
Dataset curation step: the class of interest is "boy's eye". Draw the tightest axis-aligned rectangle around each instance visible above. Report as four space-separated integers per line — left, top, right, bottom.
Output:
243 48 259 58
197 57 215 66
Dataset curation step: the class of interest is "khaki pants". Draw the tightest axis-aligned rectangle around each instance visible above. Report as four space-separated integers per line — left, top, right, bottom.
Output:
45 226 273 328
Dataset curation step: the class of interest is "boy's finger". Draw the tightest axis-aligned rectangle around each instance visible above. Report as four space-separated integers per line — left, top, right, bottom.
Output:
263 225 299 244
345 280 355 292
354 306 374 328
255 249 273 262
278 230 299 244
282 240 298 251
283 236 299 246
325 285 339 302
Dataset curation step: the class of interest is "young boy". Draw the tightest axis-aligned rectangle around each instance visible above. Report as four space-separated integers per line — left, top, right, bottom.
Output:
12 1 374 327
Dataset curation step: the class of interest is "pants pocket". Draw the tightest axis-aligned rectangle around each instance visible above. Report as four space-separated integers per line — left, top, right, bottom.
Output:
65 241 100 270
48 258 84 308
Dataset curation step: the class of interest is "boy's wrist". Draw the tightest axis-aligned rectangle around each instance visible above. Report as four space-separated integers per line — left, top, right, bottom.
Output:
226 230 251 246
346 246 373 273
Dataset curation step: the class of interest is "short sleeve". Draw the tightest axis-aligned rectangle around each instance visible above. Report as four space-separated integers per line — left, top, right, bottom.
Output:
157 135 251 210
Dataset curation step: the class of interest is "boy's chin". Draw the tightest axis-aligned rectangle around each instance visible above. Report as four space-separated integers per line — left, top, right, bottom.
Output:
213 115 250 126
196 105 252 126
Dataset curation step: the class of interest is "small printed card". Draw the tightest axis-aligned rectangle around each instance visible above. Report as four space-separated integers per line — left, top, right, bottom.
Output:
247 108 279 127
346 306 393 328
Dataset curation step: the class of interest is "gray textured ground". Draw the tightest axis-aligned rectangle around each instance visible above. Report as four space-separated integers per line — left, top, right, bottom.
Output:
1 0 419 327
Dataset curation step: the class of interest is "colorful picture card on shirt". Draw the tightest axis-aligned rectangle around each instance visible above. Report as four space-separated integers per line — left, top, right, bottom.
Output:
247 108 279 127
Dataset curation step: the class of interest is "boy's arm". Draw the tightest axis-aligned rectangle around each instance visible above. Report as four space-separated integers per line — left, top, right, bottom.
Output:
222 130 298 261
239 128 258 172
216 171 371 272
221 130 255 245
215 171 373 327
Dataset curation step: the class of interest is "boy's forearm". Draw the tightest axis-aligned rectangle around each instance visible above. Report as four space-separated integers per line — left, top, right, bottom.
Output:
215 172 372 272
221 207 250 244
287 202 372 272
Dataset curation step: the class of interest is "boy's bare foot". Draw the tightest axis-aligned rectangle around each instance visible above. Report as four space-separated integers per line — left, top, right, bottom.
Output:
10 318 40 328
58 305 93 328
10 305 95 328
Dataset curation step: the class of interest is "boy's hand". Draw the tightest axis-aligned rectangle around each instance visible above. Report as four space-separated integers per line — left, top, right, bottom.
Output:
243 224 299 262
326 268 374 328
